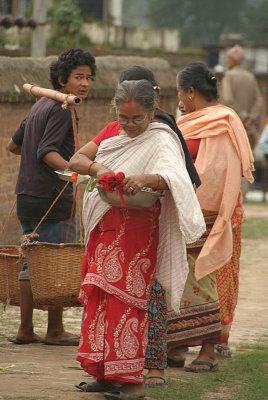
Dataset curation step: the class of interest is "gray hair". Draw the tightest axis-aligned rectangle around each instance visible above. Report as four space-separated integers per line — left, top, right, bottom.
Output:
112 80 157 112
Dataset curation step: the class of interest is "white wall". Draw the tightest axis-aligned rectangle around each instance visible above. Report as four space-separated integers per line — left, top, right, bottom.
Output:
81 22 180 52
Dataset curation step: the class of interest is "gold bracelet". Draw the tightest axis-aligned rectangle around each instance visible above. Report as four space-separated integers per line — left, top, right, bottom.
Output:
155 174 162 191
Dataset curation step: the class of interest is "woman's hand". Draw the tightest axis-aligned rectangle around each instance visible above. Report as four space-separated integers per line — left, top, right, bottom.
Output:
123 175 148 195
123 173 168 195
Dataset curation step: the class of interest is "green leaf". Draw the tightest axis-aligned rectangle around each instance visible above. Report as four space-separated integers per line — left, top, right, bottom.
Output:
86 178 98 192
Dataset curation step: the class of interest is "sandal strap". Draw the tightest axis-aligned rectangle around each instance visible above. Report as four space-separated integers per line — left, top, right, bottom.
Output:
144 376 166 382
191 360 214 368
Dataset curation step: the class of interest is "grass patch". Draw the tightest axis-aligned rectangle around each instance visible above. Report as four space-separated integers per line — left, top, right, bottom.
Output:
147 344 268 400
242 217 268 239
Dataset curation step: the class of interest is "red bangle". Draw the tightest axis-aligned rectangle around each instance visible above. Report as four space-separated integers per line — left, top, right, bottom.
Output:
155 174 162 191
88 161 97 175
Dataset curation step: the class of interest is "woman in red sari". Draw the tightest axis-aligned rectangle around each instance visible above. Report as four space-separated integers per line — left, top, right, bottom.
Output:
69 80 205 399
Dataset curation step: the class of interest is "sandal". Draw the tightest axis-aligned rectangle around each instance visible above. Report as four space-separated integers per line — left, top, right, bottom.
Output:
144 376 167 386
215 344 232 358
75 380 120 392
7 334 41 345
41 336 80 346
184 360 218 373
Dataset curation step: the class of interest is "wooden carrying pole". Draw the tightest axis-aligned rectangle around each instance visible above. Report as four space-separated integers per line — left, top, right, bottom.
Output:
23 84 82 106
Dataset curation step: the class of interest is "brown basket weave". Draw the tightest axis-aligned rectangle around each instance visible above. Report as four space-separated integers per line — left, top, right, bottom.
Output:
0 246 23 306
23 242 85 307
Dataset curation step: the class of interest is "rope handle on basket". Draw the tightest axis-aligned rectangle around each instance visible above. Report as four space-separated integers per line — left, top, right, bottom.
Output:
27 181 70 240
71 108 80 152
0 199 16 241
68 108 83 244
5 257 11 308
62 94 77 110
65 183 83 245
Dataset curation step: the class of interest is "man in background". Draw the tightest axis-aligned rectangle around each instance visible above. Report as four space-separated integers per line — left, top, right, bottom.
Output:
221 44 263 198
221 44 263 150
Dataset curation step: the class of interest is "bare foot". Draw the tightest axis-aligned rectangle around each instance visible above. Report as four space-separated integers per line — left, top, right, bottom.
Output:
8 333 40 344
167 346 186 367
144 369 166 385
42 331 80 345
121 382 146 396
15 325 37 343
185 342 218 372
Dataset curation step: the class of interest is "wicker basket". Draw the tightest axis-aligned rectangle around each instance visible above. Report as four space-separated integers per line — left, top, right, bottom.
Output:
0 246 23 306
23 242 85 307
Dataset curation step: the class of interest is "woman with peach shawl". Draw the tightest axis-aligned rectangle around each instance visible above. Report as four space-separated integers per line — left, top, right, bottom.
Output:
166 62 254 372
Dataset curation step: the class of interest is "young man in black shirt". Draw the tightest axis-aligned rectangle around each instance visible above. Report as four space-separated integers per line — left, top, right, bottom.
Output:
7 48 96 345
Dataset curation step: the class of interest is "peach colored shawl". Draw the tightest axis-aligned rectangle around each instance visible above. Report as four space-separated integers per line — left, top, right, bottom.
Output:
177 104 254 280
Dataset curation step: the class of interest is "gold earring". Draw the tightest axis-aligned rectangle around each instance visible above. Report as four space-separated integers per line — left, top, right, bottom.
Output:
189 97 192 101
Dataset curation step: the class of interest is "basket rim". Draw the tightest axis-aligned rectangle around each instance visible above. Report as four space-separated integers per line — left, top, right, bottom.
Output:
0 245 23 259
0 245 20 248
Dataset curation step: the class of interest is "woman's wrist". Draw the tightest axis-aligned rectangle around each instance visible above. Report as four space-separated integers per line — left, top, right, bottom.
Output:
87 161 97 175
155 174 162 191
142 174 165 190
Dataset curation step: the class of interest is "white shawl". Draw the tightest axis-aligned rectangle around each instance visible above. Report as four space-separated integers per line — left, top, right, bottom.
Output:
82 122 205 311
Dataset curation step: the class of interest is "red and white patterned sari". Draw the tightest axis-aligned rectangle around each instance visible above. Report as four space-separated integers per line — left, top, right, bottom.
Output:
77 122 205 383
77 203 161 383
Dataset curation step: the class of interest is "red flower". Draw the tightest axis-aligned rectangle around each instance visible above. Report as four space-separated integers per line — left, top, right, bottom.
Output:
98 172 126 206
72 172 78 182
98 172 125 192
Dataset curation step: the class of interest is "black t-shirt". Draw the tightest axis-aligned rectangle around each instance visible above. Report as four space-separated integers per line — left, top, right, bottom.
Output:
14 97 78 222
17 194 74 222
12 118 27 145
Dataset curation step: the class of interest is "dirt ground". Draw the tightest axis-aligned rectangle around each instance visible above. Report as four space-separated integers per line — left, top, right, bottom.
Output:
0 203 267 400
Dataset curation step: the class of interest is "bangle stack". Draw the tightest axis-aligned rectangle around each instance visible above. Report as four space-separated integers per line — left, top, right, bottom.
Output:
155 174 162 191
87 161 97 175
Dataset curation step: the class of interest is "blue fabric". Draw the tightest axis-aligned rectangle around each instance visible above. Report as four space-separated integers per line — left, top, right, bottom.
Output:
259 124 268 155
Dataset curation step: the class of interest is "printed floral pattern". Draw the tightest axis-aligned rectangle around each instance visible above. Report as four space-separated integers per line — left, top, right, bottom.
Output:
145 280 167 369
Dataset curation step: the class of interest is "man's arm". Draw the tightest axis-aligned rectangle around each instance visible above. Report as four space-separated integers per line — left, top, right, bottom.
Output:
7 118 27 155
42 151 69 171
7 138 22 155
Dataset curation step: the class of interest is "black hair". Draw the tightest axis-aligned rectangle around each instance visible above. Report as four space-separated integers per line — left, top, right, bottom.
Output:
119 65 160 94
49 48 96 90
177 62 218 102
112 80 157 113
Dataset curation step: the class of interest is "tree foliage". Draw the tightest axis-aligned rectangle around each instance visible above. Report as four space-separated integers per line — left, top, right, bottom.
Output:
47 0 83 49
147 0 268 47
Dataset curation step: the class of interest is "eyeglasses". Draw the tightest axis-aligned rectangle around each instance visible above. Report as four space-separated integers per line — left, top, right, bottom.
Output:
117 113 149 125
